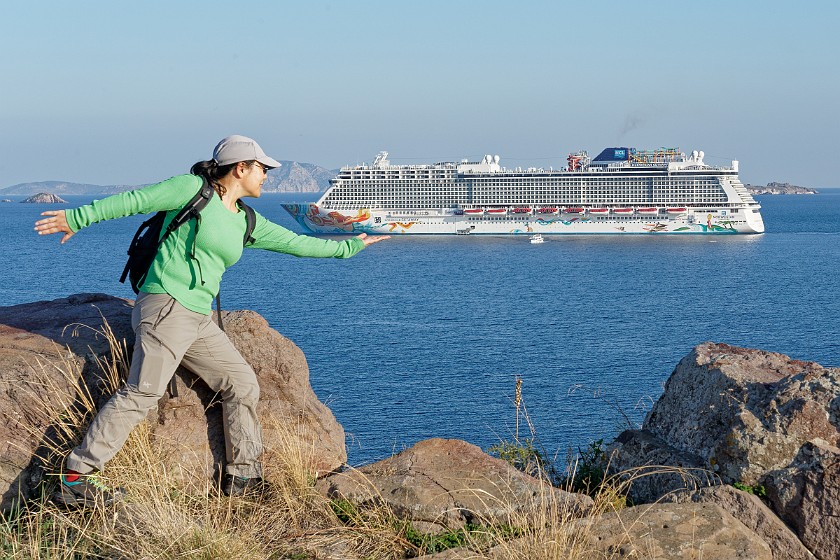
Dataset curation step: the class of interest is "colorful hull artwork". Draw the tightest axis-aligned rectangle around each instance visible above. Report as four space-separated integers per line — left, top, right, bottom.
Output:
284 204 745 235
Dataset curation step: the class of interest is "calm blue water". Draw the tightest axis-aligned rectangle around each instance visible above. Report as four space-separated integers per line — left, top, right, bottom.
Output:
4 191 839 466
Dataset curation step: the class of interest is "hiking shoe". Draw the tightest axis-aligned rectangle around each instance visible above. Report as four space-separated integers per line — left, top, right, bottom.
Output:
222 475 267 497
51 472 124 509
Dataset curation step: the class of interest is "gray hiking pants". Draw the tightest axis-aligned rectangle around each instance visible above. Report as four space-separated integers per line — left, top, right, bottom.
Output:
66 292 263 479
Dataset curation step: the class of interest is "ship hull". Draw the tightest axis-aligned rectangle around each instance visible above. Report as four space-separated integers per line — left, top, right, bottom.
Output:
284 204 765 235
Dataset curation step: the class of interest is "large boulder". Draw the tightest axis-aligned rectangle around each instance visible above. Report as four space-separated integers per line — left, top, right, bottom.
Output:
763 439 840 560
583 502 773 559
607 342 840 560
606 429 719 504
661 485 815 560
317 438 593 533
0 293 346 512
610 342 839 491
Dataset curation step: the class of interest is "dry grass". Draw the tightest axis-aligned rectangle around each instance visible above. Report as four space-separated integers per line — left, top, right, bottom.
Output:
0 320 711 559
0 319 408 559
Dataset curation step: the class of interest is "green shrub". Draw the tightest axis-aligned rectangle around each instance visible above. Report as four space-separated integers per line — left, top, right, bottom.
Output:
733 482 767 499
488 438 560 485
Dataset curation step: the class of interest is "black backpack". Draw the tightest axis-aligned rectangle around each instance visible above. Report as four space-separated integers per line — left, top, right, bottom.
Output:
119 176 256 308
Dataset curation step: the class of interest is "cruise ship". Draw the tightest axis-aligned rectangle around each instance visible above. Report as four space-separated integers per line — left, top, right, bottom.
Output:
283 147 765 235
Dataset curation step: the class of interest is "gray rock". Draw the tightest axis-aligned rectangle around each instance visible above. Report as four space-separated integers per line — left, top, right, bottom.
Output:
606 342 839 560
583 502 773 559
642 342 839 485
661 485 815 560
0 293 346 512
317 438 593 533
763 439 840 560
607 429 720 504
20 192 67 203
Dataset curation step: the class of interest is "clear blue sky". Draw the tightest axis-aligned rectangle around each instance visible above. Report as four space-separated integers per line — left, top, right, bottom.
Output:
2 0 838 188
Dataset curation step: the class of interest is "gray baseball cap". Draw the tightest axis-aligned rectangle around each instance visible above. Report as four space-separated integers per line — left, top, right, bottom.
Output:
213 135 282 169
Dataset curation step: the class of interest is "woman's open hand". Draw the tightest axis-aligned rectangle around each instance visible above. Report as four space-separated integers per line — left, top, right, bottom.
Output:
356 233 390 246
34 210 75 244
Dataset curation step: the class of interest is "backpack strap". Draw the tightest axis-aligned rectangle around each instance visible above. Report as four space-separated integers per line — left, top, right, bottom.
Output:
163 178 215 240
237 200 257 246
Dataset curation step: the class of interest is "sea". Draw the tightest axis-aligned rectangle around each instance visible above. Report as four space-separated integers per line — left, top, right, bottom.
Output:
3 190 839 467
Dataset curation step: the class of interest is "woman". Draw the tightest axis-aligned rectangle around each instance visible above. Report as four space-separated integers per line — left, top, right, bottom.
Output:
34 135 388 507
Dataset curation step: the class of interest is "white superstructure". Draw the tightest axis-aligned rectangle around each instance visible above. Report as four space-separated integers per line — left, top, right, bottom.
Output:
283 147 765 235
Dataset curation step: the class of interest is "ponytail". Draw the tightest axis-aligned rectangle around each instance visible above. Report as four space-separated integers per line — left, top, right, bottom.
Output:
190 159 235 198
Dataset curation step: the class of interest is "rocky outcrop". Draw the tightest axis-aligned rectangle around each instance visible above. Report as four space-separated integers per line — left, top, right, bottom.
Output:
611 343 839 488
317 438 593 533
608 342 839 560
21 192 67 203
4 301 837 559
0 293 346 512
661 485 816 560
417 501 775 559
583 502 773 559
606 429 718 504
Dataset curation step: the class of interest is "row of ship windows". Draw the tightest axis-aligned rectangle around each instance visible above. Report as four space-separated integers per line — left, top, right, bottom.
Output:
338 177 722 184
464 213 741 221
333 184 723 194
326 196 729 204
326 192 727 204
337 184 721 192
337 175 719 187
333 186 723 192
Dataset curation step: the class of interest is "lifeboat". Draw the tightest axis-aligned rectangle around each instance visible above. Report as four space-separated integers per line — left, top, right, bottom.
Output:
589 208 609 214
637 207 659 215
463 208 483 214
486 208 507 214
613 208 633 214
666 207 688 214
512 207 531 214
564 207 585 214
537 207 558 214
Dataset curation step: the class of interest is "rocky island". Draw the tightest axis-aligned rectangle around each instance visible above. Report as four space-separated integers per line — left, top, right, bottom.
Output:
20 192 68 203
0 294 836 559
745 182 817 195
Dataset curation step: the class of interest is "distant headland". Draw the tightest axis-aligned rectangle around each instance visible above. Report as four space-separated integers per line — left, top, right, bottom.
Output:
0 160 336 196
745 182 817 195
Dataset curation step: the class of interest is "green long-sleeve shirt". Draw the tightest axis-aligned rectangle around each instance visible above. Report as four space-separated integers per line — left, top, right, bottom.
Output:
67 174 365 314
